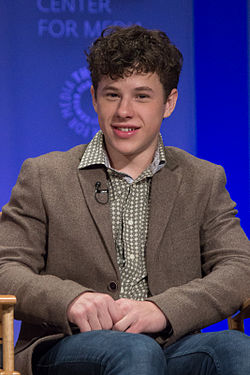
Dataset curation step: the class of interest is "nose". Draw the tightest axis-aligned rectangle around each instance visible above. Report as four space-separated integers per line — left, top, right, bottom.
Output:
116 97 134 118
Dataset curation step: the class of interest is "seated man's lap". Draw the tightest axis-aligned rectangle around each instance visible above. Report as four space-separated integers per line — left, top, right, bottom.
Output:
32 330 250 375
32 330 167 375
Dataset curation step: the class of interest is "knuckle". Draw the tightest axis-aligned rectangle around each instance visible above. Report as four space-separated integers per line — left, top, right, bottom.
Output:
71 304 82 316
103 294 113 304
87 302 97 314
94 293 111 306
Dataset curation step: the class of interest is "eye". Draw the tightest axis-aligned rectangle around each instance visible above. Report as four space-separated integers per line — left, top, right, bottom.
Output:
106 92 119 99
136 94 150 100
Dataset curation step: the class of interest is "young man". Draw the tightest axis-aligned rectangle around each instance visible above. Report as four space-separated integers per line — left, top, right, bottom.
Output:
0 25 250 375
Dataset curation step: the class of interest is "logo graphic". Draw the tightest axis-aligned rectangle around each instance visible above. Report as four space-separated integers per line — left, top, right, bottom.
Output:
59 67 99 139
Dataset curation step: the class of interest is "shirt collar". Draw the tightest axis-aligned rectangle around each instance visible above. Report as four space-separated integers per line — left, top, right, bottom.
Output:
78 130 106 169
78 130 166 173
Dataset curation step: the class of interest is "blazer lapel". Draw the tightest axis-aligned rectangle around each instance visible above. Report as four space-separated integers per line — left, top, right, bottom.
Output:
77 166 118 272
146 155 182 259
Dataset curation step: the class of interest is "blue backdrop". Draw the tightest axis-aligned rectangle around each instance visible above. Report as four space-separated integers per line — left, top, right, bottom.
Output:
0 0 249 341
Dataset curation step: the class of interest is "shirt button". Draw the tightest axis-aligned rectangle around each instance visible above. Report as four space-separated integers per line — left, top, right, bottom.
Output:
128 219 133 226
108 281 118 292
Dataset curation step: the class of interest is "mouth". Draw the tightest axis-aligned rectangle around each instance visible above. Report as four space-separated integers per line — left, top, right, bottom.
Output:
115 127 137 132
111 125 140 138
112 124 140 131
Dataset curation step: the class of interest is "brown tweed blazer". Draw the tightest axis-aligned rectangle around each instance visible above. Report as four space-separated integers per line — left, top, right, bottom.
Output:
0 144 250 375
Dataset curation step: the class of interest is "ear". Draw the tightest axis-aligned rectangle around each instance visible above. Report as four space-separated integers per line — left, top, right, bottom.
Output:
163 89 178 118
90 85 97 113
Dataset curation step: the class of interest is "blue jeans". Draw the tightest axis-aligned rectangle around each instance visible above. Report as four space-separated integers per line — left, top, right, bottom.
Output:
32 330 250 375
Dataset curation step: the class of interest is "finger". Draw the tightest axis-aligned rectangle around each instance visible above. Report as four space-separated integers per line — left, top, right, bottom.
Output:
87 312 102 331
78 319 92 333
97 309 114 330
125 322 141 334
112 313 134 332
89 295 116 329
108 301 125 324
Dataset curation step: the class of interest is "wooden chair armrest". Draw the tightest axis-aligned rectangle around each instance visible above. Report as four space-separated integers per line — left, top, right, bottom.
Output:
228 298 250 332
0 295 20 375
0 296 17 305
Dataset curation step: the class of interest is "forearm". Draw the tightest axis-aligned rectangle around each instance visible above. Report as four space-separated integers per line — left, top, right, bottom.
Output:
0 260 93 334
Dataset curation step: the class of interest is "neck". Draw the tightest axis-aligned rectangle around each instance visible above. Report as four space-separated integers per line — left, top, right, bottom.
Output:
107 148 156 180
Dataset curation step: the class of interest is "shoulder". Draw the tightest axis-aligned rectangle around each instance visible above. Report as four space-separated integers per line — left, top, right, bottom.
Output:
16 144 88 185
20 144 87 173
25 144 87 168
164 146 227 188
165 146 223 173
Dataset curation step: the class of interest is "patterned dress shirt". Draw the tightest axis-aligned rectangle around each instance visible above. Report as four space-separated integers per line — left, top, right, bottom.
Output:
78 130 166 300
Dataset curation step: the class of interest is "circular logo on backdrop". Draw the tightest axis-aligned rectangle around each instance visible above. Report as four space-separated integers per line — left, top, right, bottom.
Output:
59 67 99 139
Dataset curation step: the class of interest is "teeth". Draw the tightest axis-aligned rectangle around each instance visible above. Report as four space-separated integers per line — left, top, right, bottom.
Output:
118 128 135 132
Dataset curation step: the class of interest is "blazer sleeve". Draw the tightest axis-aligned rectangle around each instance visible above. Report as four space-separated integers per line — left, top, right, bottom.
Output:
0 158 93 335
147 165 250 344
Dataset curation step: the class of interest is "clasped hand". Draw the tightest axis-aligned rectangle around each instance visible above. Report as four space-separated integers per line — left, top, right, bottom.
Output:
67 292 167 334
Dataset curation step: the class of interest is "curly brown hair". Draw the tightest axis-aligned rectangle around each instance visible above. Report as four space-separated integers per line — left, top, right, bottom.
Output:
86 25 183 101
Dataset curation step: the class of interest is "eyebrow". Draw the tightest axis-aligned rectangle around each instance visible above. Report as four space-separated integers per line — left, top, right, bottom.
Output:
102 86 154 92
134 86 154 92
102 86 119 91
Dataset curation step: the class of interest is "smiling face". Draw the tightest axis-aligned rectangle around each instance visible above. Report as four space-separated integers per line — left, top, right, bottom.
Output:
91 72 178 171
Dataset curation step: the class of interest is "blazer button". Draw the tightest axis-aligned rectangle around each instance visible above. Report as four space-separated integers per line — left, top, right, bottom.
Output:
108 281 118 292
